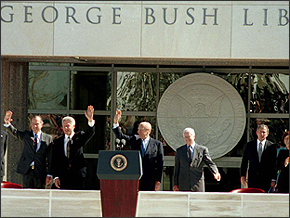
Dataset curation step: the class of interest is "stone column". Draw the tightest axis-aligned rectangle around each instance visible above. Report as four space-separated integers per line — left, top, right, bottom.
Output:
1 58 29 185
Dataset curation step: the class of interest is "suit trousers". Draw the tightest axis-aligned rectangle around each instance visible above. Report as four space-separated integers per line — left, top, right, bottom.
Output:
22 167 46 188
53 168 84 190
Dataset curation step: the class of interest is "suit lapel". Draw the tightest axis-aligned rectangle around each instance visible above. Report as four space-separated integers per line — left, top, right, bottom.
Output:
182 145 191 163
136 138 142 152
253 141 259 161
191 144 204 167
264 140 270 150
30 131 35 151
59 135 66 156
192 144 198 162
144 138 152 154
39 133 46 151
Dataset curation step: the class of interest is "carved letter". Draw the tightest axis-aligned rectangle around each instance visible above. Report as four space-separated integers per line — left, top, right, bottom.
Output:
24 6 33 23
145 7 155 24
42 6 58 23
202 8 218 25
66 7 80 24
186 7 194 25
263 9 268 26
243 9 253 26
86 7 101 24
112 7 121 24
1 5 14 23
163 8 177 25
278 9 288 26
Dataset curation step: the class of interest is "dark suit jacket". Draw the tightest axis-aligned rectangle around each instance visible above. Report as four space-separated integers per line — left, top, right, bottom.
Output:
276 149 289 193
240 139 277 192
5 124 52 179
50 125 95 188
113 127 164 191
1 130 8 179
174 143 219 192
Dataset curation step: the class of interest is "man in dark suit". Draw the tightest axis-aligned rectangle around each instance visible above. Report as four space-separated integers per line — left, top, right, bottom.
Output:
112 110 164 191
173 127 221 192
3 110 53 188
240 124 277 192
51 105 95 190
1 130 8 182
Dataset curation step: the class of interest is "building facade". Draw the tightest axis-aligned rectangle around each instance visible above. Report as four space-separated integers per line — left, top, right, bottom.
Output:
1 1 289 191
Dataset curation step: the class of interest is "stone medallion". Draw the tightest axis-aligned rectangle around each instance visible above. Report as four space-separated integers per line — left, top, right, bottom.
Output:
157 73 246 159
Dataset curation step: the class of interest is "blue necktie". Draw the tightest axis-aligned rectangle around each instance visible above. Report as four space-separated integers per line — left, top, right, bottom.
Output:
141 140 146 158
34 135 38 153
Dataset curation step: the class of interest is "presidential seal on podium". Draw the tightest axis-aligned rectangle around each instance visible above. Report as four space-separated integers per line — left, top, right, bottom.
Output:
110 154 128 172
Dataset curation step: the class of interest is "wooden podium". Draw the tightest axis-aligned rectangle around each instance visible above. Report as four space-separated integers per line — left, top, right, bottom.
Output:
97 150 143 217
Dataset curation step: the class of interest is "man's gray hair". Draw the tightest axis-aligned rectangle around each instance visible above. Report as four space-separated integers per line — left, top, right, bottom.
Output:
140 121 152 131
62 116 76 126
257 124 269 133
183 127 195 137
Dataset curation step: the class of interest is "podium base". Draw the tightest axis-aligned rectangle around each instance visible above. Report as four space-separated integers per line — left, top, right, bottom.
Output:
100 179 139 217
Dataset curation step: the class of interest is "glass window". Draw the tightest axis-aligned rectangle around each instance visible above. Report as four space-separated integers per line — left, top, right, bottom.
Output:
215 72 249 109
35 114 65 139
159 72 183 97
28 70 68 110
74 114 111 153
116 71 157 111
251 73 289 113
70 71 111 111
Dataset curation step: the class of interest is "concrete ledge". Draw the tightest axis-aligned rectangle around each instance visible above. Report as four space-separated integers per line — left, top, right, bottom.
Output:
1 189 289 217
1 189 102 217
137 191 289 217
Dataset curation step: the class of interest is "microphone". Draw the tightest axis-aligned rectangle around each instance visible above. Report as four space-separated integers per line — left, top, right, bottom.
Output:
120 139 126 149
115 138 121 150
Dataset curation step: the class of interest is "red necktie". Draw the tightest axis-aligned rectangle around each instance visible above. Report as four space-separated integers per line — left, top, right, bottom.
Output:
34 135 38 153
67 138 71 159
188 146 192 162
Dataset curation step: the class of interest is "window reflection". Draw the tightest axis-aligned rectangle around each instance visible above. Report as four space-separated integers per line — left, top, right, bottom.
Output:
251 73 289 113
116 72 157 111
159 72 183 97
28 71 68 110
28 114 64 140
216 73 249 108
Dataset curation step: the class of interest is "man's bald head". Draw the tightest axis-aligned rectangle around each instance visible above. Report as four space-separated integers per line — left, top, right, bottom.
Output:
138 122 152 139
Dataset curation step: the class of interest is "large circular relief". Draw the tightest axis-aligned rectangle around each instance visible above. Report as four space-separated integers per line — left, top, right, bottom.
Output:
157 73 246 159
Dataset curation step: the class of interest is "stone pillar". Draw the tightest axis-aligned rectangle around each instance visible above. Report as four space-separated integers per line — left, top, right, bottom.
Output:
1 58 29 185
